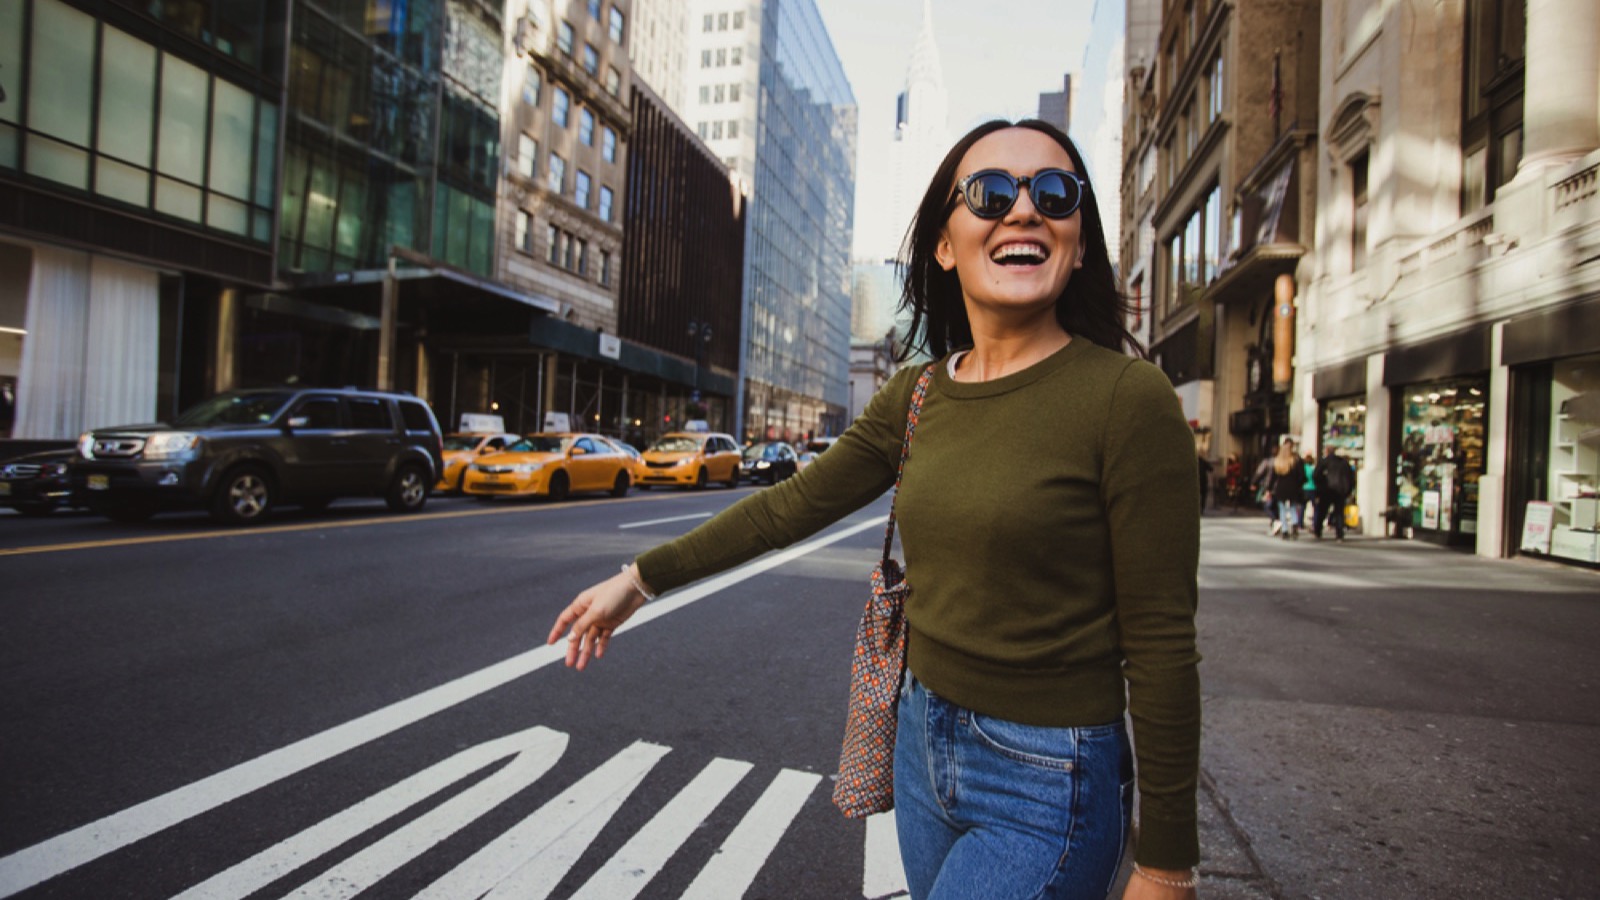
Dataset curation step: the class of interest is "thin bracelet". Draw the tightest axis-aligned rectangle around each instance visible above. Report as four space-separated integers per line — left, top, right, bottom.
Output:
620 563 657 601
1132 864 1199 890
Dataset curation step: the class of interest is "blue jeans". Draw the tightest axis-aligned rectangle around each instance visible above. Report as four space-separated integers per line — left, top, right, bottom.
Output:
894 676 1133 900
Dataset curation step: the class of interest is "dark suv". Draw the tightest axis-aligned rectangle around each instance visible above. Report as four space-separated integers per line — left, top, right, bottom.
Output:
72 388 445 525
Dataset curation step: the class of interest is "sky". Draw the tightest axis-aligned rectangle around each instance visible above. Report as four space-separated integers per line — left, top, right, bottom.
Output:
810 0 1097 260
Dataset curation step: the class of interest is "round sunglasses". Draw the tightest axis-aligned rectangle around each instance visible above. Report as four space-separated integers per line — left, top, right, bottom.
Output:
953 168 1087 220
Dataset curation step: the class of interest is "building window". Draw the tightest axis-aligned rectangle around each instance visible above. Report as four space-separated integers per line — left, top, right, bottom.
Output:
582 43 599 75
727 119 739 139
517 134 537 177
701 49 712 68
1461 0 1525 210
600 249 612 286
714 84 726 103
712 121 724 139
699 85 711 103
733 11 744 28
1204 184 1222 277
588 0 601 18
553 87 570 127
516 210 532 252
703 13 714 31
605 66 621 95
579 108 595 144
547 223 560 263
609 8 625 43
599 185 613 220
549 153 566 192
602 127 617 162
558 20 574 55
716 48 726 67
730 83 741 103
697 121 708 139
523 66 541 106
731 47 742 66
718 12 729 29
575 169 591 208
1350 150 1369 270
576 237 589 275
1209 55 1224 122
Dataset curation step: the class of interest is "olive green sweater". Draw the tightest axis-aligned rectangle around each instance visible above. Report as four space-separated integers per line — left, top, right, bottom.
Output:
636 338 1201 869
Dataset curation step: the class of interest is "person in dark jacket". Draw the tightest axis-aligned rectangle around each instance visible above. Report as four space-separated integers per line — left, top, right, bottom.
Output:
1270 442 1305 539
1312 446 1357 541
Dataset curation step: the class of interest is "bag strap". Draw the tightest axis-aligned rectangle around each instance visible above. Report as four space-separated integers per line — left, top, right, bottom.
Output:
881 364 938 562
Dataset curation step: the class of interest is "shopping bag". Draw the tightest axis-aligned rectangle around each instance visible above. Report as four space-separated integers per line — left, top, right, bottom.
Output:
1344 503 1360 529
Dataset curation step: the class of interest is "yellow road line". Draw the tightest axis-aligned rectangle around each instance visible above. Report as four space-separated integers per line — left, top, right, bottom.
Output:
0 493 673 558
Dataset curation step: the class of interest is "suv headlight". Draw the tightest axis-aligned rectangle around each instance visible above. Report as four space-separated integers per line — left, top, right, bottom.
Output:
144 432 201 460
514 462 543 474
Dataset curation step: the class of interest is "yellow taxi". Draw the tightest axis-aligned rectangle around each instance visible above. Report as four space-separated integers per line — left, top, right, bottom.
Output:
638 431 742 489
601 437 651 486
437 432 519 492
461 433 634 501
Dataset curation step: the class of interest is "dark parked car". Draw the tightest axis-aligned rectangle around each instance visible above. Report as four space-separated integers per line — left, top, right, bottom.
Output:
740 441 799 484
72 387 444 525
0 448 79 516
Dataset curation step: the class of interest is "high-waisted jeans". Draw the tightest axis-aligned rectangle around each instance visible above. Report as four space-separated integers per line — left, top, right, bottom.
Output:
894 675 1134 900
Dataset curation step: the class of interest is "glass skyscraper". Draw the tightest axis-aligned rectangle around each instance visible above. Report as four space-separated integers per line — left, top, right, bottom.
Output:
686 0 855 442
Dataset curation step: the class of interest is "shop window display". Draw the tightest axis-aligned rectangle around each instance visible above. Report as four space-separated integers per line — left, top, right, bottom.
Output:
1393 378 1487 544
1321 397 1366 468
1542 357 1600 563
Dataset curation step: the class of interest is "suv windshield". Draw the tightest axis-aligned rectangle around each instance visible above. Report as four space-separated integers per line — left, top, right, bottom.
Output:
649 437 700 453
508 436 569 453
443 436 482 451
743 443 781 460
174 392 295 427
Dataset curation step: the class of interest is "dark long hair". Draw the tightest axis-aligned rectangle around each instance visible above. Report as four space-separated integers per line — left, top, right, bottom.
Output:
895 119 1144 361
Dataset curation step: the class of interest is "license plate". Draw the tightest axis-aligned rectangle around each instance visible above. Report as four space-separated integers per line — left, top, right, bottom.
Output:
88 474 110 491
484 473 501 481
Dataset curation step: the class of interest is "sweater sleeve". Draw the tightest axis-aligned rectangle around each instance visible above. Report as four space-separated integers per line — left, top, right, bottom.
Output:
1099 360 1202 870
635 365 919 593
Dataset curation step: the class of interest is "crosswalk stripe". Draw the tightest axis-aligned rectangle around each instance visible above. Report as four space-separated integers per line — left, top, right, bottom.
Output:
568 757 754 900
170 727 567 900
679 768 824 900
863 811 909 899
417 741 671 900
276 728 571 900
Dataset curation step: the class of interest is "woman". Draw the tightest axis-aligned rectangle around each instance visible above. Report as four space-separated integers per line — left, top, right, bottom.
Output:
1270 442 1305 540
549 120 1201 899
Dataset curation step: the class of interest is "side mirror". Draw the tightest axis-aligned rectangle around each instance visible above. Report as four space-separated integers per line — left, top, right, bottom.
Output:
569 446 588 456
479 446 496 454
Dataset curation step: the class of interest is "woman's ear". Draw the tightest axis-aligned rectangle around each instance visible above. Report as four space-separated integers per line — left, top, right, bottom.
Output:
934 231 956 272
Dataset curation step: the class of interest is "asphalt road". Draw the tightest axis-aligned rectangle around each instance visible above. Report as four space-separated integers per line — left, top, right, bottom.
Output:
1 493 1597 899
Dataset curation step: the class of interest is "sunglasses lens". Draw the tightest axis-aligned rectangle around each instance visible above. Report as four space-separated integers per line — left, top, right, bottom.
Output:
1031 171 1081 218
965 173 1018 218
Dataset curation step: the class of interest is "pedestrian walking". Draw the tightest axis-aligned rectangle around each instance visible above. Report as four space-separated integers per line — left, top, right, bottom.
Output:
1252 452 1280 534
1198 454 1214 513
548 119 1201 900
1270 442 1306 539
1300 452 1317 533
1312 446 1357 540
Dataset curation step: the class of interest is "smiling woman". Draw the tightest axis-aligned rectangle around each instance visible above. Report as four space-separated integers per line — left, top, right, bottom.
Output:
548 121 1200 900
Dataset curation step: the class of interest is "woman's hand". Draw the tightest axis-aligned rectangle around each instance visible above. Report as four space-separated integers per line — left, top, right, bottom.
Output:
1121 865 1198 900
547 565 653 670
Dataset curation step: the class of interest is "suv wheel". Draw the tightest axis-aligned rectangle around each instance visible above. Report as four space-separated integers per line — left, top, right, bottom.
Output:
385 465 429 513
547 471 570 502
211 466 273 525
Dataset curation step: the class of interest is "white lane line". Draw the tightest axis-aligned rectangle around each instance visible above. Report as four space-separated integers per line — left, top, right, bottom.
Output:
170 727 567 900
863 811 909 899
617 512 713 529
679 768 823 900
277 728 570 900
569 757 753 900
0 514 889 899
421 741 671 900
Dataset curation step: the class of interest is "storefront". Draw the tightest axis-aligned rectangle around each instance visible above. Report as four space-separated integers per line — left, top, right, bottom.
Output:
1505 297 1600 567
1382 326 1492 549
1392 376 1489 546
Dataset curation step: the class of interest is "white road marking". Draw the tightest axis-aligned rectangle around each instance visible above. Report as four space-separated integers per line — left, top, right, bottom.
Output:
0 514 888 899
278 728 569 900
568 757 753 900
863 811 909 899
170 727 567 900
617 512 714 529
419 741 671 900
679 768 823 900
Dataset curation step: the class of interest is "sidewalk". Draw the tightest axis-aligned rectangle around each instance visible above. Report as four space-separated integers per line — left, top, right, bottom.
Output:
1179 514 1599 899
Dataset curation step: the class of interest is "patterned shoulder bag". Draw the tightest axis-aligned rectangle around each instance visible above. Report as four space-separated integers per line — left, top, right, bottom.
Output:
832 363 936 818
